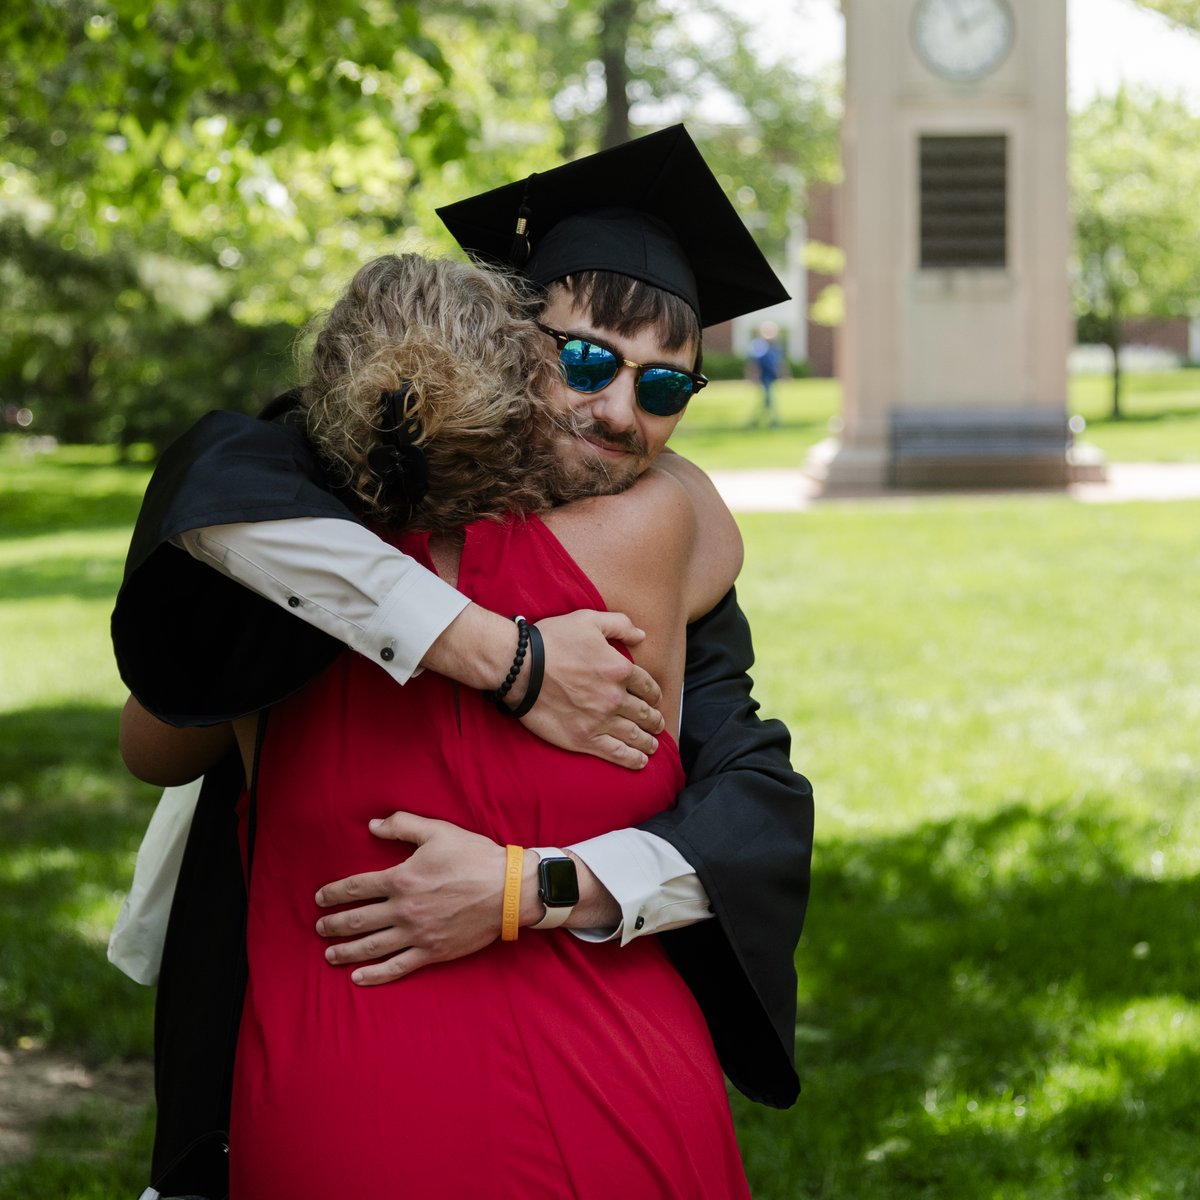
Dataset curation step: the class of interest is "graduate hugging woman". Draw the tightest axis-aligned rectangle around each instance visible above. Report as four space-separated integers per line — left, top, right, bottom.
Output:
113 127 813 1200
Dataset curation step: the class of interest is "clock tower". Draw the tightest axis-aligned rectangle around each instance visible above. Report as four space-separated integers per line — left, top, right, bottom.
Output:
812 0 1081 489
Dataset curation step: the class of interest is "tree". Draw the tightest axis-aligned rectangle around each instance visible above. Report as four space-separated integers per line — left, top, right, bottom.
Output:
1071 87 1200 418
1128 0 1200 32
0 1 558 448
2 0 836 448
436 0 840 259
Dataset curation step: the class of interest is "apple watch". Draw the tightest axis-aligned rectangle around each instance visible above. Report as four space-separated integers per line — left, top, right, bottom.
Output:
530 847 579 930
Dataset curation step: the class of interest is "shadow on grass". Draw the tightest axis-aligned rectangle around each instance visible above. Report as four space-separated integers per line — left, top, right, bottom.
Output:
7 703 1198 1197
0 1096 155 1198
0 556 126 603
0 492 144 540
0 452 148 540
1085 406 1200 428
0 704 158 1063
735 803 1200 1200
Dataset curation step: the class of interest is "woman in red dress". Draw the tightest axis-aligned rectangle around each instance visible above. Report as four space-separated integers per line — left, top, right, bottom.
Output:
123 253 748 1198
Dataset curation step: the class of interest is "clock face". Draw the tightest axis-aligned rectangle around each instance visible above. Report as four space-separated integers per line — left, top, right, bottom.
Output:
912 0 1015 83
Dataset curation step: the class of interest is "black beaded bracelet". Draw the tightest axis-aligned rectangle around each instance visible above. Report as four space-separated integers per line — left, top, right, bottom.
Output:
483 616 530 708
503 623 544 718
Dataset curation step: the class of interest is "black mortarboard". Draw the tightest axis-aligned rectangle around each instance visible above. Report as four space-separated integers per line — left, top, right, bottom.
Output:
435 125 789 328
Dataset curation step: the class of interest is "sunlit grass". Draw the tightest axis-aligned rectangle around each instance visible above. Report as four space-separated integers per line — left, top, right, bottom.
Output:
671 368 1200 470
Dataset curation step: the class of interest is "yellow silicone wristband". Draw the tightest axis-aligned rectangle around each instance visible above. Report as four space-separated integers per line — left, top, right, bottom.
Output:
501 844 523 942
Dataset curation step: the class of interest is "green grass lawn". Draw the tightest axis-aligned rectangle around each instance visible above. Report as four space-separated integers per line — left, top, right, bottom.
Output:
674 367 1200 471
2 430 1199 1197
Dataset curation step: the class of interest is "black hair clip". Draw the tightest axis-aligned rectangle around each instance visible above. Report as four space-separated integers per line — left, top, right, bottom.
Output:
367 384 429 520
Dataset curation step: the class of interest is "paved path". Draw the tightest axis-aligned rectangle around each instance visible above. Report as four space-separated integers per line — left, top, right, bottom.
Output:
709 463 1200 513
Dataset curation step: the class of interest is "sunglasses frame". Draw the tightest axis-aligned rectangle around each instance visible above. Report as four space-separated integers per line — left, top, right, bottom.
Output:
537 323 708 417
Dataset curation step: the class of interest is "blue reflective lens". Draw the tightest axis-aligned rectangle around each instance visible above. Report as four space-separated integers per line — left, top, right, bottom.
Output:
637 367 697 416
560 338 620 393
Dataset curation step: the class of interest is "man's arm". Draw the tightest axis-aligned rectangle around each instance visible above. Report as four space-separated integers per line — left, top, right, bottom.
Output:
179 518 665 767
113 407 663 765
311 814 708 983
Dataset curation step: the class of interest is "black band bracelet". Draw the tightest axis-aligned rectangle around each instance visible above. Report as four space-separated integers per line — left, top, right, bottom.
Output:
503 623 544 718
483 616 530 708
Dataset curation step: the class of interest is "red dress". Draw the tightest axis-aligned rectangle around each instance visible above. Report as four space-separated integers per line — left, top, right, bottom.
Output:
229 513 750 1199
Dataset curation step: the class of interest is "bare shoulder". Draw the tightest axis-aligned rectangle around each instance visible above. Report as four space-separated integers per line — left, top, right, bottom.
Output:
654 450 744 615
653 451 736 529
544 453 742 622
543 466 694 584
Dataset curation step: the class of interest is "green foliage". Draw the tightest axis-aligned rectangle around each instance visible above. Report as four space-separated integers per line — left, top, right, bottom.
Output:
0 2 562 447
1129 0 1200 31
369 0 840 257
1071 87 1200 416
3 0 834 449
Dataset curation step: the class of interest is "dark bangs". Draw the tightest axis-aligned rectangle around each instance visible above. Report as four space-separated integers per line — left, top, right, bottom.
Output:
555 271 703 368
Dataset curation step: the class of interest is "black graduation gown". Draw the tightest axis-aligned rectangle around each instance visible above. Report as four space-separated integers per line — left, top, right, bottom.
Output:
112 402 813 1196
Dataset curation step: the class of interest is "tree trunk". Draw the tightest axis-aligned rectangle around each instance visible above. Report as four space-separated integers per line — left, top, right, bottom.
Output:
62 340 99 444
1106 308 1123 421
600 0 635 149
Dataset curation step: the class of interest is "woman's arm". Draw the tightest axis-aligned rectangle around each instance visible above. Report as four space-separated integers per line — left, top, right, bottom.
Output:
119 696 236 786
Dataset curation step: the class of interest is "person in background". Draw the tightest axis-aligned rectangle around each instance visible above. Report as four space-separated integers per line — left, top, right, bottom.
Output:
746 319 787 428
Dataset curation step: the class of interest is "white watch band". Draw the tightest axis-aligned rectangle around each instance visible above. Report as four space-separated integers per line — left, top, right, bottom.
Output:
530 847 574 930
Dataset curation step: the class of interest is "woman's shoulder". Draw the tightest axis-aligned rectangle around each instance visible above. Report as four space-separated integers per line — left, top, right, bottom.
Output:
542 465 692 579
544 451 742 621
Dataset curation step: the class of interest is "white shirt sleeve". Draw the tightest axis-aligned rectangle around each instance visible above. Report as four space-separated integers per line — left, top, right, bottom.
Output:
172 518 469 684
568 829 713 946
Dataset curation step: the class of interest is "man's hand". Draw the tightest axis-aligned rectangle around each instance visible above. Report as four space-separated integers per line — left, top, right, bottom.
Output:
315 812 507 986
315 811 624 985
422 604 665 770
522 611 665 769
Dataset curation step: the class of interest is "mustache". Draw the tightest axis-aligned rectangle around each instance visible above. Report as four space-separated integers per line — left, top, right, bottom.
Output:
544 406 648 457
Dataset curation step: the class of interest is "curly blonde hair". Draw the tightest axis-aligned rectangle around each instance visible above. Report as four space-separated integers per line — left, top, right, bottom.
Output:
302 254 562 532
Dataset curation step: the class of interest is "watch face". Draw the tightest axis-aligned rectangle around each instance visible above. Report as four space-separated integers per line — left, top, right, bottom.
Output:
912 0 1015 83
538 856 580 908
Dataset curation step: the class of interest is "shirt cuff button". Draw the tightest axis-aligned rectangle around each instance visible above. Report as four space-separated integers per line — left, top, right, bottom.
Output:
380 646 395 662
287 596 301 608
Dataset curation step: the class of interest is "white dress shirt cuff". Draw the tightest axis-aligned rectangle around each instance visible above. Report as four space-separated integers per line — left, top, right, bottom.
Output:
567 828 713 947
173 518 469 684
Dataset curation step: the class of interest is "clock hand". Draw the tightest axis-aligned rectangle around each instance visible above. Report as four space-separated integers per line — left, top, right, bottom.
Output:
949 0 973 28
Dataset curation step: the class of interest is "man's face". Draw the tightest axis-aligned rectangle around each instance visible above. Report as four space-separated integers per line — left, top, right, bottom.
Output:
538 285 698 497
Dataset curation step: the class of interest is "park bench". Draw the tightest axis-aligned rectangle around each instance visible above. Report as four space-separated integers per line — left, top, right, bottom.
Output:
889 408 1071 487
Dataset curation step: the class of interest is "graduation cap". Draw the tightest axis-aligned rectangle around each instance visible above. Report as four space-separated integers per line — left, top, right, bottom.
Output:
435 125 789 329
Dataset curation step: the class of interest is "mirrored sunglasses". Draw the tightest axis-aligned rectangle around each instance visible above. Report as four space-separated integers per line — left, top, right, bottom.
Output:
537 323 707 418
